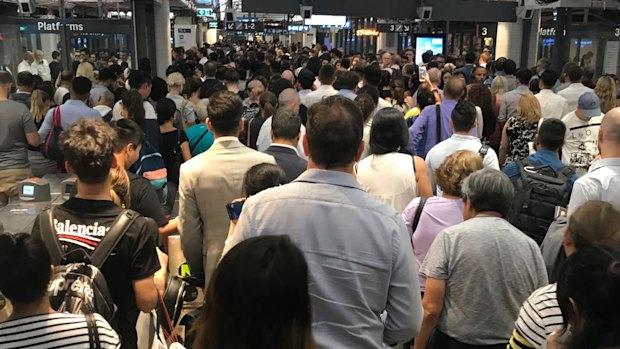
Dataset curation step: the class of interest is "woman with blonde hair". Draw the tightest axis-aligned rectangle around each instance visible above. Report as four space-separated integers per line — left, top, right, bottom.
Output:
401 150 484 294
28 90 57 177
76 62 95 86
594 75 620 114
30 89 51 129
488 76 509 151
166 72 195 129
500 95 542 166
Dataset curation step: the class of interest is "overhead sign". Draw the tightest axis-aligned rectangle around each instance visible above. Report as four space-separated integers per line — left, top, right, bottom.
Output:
225 21 264 32
356 28 380 37
208 21 219 29
288 24 310 32
378 23 412 33
196 8 214 17
264 21 286 29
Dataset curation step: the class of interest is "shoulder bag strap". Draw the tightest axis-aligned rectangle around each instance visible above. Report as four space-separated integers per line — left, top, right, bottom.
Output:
90 210 139 269
435 105 441 145
54 106 62 128
85 313 102 349
411 197 429 234
190 128 209 153
39 207 64 265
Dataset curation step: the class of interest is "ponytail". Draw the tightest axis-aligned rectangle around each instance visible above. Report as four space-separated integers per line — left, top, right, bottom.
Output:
121 90 146 125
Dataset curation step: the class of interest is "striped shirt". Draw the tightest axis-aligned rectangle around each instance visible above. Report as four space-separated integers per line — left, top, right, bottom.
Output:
0 313 120 349
509 283 563 349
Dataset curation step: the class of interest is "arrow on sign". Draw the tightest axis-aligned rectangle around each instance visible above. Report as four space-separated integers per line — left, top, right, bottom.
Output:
404 24 410 32
226 23 235 30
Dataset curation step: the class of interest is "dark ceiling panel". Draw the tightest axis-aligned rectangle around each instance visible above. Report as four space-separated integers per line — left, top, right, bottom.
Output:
242 0 419 19
426 0 518 22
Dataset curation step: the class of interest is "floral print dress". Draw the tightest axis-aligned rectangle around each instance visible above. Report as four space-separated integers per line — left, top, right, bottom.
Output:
504 117 539 166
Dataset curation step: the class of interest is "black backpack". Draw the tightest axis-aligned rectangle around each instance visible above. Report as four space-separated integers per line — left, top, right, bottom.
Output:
42 107 64 161
508 159 574 245
39 208 139 325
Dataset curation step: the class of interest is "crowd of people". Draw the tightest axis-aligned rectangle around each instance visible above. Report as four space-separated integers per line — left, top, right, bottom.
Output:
0 40 619 349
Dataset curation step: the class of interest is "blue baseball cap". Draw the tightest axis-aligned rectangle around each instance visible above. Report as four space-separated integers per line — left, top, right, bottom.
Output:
578 91 602 118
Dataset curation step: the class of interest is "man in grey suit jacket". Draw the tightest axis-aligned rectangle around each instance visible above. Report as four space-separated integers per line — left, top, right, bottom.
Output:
263 108 307 182
179 90 275 286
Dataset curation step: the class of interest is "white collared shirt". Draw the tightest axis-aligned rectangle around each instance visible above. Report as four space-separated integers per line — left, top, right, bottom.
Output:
535 89 570 120
568 157 620 216
269 143 299 155
305 85 338 108
557 83 593 112
213 136 240 145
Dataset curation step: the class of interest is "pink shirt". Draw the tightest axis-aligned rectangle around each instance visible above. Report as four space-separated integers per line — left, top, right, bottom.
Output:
401 196 464 291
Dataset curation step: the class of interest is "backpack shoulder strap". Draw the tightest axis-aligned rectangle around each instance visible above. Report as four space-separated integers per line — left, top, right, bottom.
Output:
90 210 140 269
435 105 441 144
54 106 62 128
39 207 64 266
85 313 102 349
560 165 576 179
411 197 429 234
190 128 209 153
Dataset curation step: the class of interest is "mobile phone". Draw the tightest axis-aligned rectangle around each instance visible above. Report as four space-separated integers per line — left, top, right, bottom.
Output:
418 66 428 82
226 200 245 220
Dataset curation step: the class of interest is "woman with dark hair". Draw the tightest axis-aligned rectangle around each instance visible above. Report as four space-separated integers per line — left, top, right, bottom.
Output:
192 235 316 349
121 89 161 150
356 108 433 212
468 83 496 141
548 244 620 349
246 91 277 149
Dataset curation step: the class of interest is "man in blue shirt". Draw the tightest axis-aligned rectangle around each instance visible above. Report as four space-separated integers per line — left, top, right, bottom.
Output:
38 77 101 140
408 77 467 158
503 118 578 189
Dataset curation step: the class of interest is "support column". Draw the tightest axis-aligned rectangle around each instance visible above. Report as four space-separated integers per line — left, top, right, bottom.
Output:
132 0 157 74
153 0 172 77
552 8 571 74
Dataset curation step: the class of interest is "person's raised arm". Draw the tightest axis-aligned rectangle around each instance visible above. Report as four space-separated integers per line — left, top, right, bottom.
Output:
407 111 428 156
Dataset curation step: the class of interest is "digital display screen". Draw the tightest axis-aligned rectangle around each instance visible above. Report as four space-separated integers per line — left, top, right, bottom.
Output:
22 185 35 196
415 36 444 64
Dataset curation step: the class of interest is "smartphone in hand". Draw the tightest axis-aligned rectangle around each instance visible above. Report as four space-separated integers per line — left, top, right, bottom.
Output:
226 200 246 221
418 66 428 82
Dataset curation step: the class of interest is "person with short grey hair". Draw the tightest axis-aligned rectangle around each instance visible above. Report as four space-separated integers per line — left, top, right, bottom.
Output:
256 88 307 157
414 170 548 349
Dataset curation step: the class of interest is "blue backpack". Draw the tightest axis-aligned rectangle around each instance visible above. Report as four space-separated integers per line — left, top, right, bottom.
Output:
131 141 168 190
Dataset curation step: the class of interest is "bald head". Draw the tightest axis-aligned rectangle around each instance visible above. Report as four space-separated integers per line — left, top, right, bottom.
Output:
281 70 295 84
600 108 620 156
444 77 467 100
428 68 441 85
278 88 300 112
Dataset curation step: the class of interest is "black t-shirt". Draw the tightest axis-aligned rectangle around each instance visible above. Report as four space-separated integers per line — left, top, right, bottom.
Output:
31 198 161 349
129 173 169 228
160 129 188 184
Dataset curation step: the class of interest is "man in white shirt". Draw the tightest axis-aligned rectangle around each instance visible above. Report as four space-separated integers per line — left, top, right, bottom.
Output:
17 51 35 75
296 69 315 106
94 90 115 118
536 70 569 120
305 64 338 108
562 92 604 176
426 100 500 193
256 89 306 157
557 63 593 112
31 50 51 81
567 107 620 216
112 70 157 121
54 71 73 106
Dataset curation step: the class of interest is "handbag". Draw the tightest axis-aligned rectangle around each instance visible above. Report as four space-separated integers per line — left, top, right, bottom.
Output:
42 107 64 161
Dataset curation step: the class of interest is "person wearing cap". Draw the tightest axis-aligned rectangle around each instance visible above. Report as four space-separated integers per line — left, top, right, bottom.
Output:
561 91 605 176
295 68 315 107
